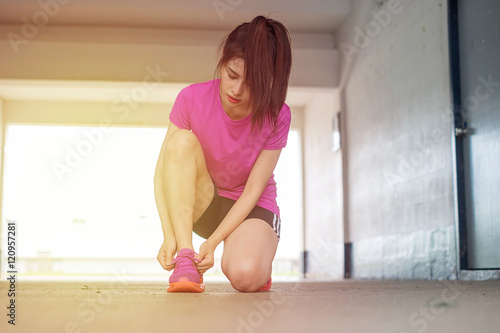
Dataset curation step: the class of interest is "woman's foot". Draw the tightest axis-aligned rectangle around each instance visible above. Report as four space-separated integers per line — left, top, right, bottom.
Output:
167 248 205 293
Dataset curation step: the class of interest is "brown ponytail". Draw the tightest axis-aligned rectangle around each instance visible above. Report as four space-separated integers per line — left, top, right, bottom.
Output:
216 15 292 129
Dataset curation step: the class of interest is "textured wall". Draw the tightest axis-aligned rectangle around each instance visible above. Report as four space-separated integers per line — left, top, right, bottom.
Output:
338 0 458 279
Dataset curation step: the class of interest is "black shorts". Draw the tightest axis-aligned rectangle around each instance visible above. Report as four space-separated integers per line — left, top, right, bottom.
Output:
193 187 281 241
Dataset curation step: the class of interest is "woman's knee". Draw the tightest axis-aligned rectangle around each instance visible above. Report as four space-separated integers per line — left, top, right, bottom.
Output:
164 129 200 161
223 260 269 292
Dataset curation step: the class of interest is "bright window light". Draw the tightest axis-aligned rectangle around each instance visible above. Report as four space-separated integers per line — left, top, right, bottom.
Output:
274 130 303 278
1 125 303 280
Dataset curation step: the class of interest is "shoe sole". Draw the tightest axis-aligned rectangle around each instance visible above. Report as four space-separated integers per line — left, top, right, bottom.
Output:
167 281 205 293
257 278 272 292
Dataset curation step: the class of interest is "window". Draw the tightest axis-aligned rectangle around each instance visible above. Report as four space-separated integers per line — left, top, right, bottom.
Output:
1 125 303 280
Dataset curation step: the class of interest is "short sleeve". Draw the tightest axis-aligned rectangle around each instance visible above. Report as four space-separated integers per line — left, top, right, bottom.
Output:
263 104 292 150
169 86 192 130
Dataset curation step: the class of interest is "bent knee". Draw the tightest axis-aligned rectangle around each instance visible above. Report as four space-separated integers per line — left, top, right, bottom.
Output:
224 262 269 293
164 129 200 160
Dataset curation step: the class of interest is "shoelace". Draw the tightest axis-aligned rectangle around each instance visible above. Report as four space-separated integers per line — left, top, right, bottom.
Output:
172 251 201 270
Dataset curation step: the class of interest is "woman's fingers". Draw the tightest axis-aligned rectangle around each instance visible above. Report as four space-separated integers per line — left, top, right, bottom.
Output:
158 244 177 271
195 241 216 274
157 251 169 270
196 255 214 273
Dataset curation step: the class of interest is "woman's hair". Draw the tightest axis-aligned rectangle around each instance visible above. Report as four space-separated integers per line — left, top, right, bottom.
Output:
216 15 292 129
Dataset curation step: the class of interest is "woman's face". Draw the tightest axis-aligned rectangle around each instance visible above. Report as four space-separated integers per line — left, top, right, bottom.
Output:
219 58 251 118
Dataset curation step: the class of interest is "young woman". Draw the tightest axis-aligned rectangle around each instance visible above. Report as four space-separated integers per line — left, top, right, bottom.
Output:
154 15 292 293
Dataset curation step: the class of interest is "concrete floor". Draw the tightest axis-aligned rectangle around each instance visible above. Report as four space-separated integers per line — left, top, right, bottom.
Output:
1 279 499 333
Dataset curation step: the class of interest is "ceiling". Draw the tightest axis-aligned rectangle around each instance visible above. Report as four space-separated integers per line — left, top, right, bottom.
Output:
0 0 351 34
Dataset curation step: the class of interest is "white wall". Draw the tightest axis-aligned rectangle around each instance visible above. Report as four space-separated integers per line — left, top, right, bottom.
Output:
336 0 457 279
303 90 344 280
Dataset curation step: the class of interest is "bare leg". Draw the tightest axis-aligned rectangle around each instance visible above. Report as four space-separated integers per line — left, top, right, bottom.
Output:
161 129 214 251
221 218 279 292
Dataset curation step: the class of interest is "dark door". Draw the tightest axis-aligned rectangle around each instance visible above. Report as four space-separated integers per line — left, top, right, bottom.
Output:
457 0 500 269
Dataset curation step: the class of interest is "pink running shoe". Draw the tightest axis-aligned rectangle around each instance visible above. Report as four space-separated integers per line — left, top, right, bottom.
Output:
257 277 272 292
167 248 205 293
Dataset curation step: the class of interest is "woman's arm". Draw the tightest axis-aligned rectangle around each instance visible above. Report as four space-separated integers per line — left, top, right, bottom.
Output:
196 148 282 271
211 148 282 244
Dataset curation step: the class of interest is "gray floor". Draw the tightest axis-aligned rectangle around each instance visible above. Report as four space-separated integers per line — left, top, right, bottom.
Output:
1 279 499 333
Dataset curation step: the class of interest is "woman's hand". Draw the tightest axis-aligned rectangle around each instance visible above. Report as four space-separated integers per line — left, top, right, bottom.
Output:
157 238 177 271
195 240 217 274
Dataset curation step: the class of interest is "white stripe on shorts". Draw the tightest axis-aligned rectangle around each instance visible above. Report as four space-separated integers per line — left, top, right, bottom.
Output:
272 214 281 240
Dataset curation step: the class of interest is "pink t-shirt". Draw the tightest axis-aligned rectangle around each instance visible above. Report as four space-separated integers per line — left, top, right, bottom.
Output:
169 79 291 217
